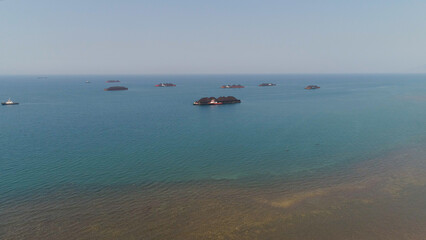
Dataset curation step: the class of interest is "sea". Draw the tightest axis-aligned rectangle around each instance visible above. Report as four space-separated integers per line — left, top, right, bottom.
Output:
1 74 426 239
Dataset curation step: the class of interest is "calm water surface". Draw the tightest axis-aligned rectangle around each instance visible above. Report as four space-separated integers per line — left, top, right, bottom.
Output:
1 74 426 239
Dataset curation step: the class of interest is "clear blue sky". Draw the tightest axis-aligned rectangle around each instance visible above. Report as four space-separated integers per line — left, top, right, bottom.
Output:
1 0 426 74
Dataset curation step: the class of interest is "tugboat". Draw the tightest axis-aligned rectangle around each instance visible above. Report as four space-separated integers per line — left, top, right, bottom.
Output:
304 85 320 90
1 98 19 105
194 96 241 105
221 84 244 88
104 86 128 91
259 83 276 87
155 83 176 87
106 80 120 83
193 97 222 105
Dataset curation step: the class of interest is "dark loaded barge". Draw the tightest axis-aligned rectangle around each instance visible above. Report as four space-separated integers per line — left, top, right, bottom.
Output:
194 96 241 105
221 84 244 88
104 86 128 91
259 83 276 87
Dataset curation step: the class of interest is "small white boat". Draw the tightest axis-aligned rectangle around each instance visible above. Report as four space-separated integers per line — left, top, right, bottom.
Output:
1 98 19 105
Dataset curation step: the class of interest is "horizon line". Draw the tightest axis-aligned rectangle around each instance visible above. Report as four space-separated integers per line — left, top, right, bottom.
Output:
1 72 426 76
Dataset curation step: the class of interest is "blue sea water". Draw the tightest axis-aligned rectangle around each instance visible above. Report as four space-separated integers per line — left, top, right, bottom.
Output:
1 74 426 200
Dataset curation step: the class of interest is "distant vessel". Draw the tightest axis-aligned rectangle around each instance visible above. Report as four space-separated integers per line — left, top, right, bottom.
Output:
194 97 222 105
37 76 48 79
155 83 176 87
104 86 128 91
259 83 276 87
1 98 19 105
194 96 241 105
305 85 320 90
85 81 91 83
106 80 120 83
221 84 244 88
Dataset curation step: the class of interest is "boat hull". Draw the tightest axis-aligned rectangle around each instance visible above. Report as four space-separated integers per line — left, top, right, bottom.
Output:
104 86 128 91
193 102 223 105
155 83 176 87
304 85 320 90
1 103 19 105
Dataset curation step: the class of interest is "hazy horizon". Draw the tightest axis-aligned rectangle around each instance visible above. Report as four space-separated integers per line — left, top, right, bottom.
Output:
2 73 426 77
1 0 426 75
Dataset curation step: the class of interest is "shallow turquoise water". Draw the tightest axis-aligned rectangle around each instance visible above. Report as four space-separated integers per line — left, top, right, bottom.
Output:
1 74 425 199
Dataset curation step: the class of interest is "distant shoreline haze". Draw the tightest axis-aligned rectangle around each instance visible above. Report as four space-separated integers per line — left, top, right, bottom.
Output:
1 1 426 74
2 73 426 78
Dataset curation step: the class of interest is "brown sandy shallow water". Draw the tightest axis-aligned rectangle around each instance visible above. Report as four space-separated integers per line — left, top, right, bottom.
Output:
1 145 426 240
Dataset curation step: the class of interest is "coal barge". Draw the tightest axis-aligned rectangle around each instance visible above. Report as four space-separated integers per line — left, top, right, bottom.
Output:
221 84 244 88
104 86 128 91
194 96 241 105
259 83 276 86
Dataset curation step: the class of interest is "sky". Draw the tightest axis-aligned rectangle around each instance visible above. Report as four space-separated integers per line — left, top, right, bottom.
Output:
1 0 426 74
